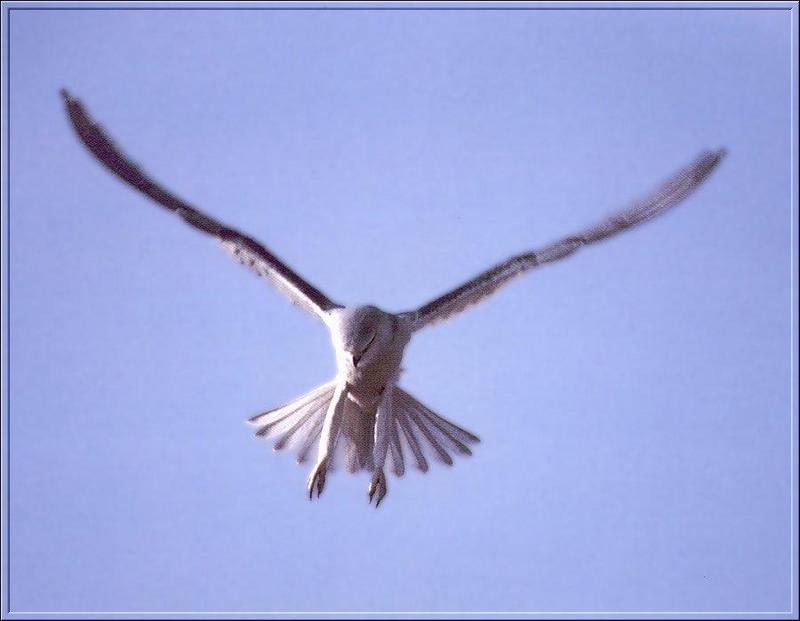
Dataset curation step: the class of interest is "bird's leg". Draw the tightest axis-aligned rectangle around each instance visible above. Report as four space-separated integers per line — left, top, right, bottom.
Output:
306 459 327 500
368 468 387 508
368 384 393 507
307 383 347 500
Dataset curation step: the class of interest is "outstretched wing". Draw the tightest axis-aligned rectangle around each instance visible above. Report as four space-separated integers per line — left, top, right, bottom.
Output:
61 89 341 321
405 149 726 331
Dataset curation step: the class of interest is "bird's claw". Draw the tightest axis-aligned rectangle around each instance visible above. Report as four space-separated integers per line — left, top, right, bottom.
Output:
368 468 387 508
307 460 327 500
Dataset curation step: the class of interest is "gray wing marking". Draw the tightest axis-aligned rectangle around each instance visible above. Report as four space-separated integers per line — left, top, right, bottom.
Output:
406 149 726 331
61 89 341 321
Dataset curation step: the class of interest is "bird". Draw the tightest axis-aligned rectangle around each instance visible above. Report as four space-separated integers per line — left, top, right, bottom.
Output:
61 89 726 507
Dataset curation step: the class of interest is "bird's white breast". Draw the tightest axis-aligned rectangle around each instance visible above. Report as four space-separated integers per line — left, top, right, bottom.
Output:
327 308 411 407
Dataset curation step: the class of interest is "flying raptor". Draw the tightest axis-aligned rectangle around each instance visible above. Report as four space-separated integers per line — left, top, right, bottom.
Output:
61 90 726 507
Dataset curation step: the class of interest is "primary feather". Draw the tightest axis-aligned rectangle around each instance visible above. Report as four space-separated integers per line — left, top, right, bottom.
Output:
407 149 727 330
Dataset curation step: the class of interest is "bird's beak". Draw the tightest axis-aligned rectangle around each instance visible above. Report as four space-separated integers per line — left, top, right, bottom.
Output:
352 352 362 367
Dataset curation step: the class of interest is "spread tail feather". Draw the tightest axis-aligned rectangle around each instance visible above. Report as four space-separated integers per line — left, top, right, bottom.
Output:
390 387 480 476
248 380 336 464
248 382 480 477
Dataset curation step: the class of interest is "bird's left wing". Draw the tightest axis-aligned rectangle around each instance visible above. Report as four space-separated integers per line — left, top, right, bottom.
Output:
403 148 726 331
61 90 341 321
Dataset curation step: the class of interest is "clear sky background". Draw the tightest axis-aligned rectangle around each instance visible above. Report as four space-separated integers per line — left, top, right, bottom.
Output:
5 4 797 617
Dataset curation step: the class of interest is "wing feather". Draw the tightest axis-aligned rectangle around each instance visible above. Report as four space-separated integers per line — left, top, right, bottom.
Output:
406 149 726 330
61 89 340 321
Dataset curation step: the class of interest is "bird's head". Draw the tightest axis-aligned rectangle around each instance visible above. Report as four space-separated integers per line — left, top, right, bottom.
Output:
330 305 394 368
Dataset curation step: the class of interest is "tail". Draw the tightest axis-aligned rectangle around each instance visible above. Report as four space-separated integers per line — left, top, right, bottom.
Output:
248 382 481 476
247 380 337 464
386 387 480 477
318 386 481 476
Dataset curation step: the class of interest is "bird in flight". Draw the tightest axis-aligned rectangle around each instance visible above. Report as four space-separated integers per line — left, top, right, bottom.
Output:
61 89 726 507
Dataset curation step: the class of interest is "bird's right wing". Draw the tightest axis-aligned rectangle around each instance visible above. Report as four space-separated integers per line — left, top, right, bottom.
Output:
403 149 726 331
61 89 342 322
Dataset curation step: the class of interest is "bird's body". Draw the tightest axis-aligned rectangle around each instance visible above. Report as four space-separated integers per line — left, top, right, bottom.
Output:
315 306 411 503
61 89 726 506
329 306 410 402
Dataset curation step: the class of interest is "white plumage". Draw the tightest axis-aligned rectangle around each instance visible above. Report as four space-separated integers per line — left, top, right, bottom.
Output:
62 89 725 506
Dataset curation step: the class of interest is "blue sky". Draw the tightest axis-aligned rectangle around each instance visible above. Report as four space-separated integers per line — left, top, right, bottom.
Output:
4 4 797 617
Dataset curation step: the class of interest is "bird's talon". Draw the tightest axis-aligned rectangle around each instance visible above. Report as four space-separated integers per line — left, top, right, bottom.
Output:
307 460 327 500
368 468 387 507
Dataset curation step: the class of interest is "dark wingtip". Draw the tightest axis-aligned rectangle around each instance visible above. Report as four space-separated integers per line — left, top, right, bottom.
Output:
59 89 78 109
710 147 728 164
690 148 728 185
60 89 83 127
